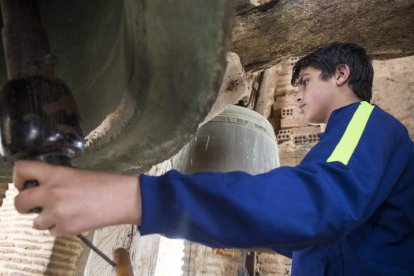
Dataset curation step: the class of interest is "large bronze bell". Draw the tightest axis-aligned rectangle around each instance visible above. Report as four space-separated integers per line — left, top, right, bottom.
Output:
0 0 235 180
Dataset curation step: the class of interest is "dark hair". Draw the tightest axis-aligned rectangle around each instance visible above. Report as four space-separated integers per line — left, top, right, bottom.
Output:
291 42 373 102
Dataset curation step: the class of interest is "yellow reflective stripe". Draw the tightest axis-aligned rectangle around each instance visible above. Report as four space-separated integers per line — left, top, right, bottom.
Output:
327 101 374 165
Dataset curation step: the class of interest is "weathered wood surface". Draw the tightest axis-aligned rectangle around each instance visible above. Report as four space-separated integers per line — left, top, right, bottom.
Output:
81 160 173 276
255 65 279 118
233 0 414 71
200 52 249 126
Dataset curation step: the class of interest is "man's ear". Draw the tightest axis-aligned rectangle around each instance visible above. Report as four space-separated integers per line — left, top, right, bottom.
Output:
335 64 350 86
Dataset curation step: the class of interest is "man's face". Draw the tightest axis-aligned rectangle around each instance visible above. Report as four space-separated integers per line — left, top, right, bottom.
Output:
295 67 336 124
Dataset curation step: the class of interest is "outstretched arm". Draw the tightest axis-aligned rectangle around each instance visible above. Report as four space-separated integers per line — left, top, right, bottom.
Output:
13 160 142 236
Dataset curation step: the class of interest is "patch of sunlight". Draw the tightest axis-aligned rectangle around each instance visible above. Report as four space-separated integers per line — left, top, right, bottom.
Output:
154 236 184 276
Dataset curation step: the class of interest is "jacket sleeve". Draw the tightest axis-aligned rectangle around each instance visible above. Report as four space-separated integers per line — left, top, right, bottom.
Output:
139 162 352 250
138 109 411 250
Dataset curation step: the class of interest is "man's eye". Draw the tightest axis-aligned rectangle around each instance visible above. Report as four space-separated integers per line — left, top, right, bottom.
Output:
303 80 309 86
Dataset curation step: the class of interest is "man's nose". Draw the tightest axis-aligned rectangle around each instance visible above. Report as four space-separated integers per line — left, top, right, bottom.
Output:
295 92 303 103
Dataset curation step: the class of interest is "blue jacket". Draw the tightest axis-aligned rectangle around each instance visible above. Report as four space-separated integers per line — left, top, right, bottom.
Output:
139 101 414 275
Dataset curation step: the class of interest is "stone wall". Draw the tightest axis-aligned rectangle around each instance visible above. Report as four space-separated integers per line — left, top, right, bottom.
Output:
372 56 414 138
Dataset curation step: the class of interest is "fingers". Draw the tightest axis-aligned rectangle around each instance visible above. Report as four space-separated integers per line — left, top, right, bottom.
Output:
12 163 140 236
13 160 55 191
33 209 56 231
14 186 45 214
12 161 81 236
33 209 74 237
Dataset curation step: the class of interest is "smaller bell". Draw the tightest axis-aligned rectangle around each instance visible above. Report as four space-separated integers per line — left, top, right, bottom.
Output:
174 105 280 174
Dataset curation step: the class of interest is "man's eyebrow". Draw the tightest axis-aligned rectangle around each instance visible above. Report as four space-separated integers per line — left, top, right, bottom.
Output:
296 73 309 86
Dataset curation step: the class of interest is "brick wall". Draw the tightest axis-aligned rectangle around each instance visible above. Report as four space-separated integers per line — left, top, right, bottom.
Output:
0 183 83 275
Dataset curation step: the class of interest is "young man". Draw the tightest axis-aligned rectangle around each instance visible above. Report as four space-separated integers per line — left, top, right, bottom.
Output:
13 43 414 275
